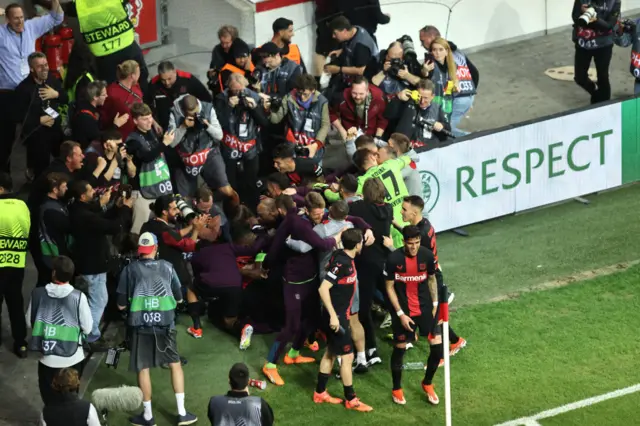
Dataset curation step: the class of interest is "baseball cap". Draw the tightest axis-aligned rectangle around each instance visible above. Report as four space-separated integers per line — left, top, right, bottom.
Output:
259 42 282 56
231 39 251 58
138 232 158 255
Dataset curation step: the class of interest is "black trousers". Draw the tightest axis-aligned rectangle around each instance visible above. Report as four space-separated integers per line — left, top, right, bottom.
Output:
38 360 85 405
224 156 260 212
355 258 387 351
0 267 27 345
574 44 613 104
95 42 150 96
0 90 18 173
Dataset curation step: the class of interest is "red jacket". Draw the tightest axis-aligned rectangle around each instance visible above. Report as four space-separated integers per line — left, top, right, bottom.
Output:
330 84 388 136
100 82 143 140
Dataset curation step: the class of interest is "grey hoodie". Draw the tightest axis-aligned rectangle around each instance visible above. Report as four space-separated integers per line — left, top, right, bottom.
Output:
26 283 92 368
167 94 223 148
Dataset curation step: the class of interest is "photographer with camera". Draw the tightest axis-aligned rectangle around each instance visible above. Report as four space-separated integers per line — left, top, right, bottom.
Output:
215 73 268 209
140 194 210 338
572 0 621 104
394 80 451 150
372 41 421 99
256 42 302 100
83 128 136 191
214 40 256 95
167 94 238 206
68 179 133 351
116 232 198 426
269 74 330 164
209 25 239 75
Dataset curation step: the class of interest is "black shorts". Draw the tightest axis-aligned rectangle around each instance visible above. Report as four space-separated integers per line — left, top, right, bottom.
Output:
322 314 353 355
195 282 243 318
128 327 180 372
391 312 441 344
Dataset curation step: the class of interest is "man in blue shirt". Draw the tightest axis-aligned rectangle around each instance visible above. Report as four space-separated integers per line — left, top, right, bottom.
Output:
0 1 63 173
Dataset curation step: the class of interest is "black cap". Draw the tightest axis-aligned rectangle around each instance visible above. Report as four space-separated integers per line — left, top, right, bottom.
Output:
272 17 293 33
259 42 282 56
231 39 251 58
229 363 250 390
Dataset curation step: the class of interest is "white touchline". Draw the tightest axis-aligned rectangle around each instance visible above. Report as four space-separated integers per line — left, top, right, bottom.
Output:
494 384 640 426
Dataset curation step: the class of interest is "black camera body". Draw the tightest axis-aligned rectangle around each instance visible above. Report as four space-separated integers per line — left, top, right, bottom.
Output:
269 96 283 110
388 58 405 78
294 145 310 157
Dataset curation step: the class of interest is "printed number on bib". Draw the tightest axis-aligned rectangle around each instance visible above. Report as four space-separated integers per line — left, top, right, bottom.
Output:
158 182 173 194
42 341 57 351
381 170 401 201
143 312 163 323
579 39 598 49
185 166 202 177
102 38 122 53
459 81 474 92
0 253 21 264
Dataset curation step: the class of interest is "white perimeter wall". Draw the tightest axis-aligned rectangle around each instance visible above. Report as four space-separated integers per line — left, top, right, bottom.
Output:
253 0 640 67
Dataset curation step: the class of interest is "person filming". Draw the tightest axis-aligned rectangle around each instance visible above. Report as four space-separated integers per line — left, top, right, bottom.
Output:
572 0 621 104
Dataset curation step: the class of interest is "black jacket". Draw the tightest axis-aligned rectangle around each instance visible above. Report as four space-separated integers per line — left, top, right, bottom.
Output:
70 102 100 150
347 200 392 264
69 200 131 275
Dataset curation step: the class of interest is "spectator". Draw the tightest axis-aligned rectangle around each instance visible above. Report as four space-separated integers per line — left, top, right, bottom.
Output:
209 25 239 72
61 0 150 93
372 41 421 99
422 38 459 122
272 143 324 186
15 51 68 180
331 76 388 142
269 74 330 164
26 256 92 404
215 74 268 208
37 173 71 287
0 172 31 358
337 0 390 43
0 0 63 174
72 80 129 149
256 42 303 99
116 232 197 426
39 368 100 426
125 103 176 235
394 80 450 150
208 363 274 426
84 128 137 190
62 40 98 104
215 40 256 95
68 179 133 350
140 195 209 336
101 60 152 141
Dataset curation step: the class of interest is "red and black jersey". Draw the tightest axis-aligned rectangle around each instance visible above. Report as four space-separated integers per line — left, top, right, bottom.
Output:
416 217 439 270
384 247 437 316
286 158 324 186
324 249 357 319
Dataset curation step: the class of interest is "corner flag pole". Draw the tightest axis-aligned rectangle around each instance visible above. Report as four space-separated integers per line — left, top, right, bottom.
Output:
440 284 452 426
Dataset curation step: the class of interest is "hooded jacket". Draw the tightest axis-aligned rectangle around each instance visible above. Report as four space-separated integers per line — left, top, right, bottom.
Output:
26 283 92 368
342 200 393 264
331 84 388 136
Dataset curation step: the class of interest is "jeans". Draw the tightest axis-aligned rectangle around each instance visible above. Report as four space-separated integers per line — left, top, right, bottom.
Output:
76 273 107 342
634 80 640 95
450 95 475 138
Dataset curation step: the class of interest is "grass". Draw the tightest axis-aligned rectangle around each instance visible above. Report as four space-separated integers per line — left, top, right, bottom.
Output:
87 184 640 425
541 392 640 425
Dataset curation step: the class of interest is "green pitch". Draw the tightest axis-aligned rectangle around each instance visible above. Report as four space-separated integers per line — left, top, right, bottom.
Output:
87 184 640 426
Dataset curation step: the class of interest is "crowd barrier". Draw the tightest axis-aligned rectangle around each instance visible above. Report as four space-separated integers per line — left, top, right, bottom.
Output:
412 96 640 232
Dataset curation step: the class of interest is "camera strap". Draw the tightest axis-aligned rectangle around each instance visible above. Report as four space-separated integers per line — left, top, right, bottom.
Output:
363 93 371 132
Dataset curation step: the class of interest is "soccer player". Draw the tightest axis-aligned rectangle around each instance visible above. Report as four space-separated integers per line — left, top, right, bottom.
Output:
399 196 467 356
385 225 441 406
314 228 373 412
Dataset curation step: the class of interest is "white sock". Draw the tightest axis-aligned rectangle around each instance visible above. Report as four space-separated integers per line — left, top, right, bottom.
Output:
357 351 367 365
143 400 153 420
337 356 342 366
176 393 186 416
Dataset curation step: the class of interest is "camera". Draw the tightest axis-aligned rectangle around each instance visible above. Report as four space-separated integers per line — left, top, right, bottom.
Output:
408 90 421 103
579 6 597 25
237 91 247 104
269 96 283 110
388 58 405 78
294 145 310 157
248 68 263 86
175 196 196 222
397 35 417 63
415 115 455 139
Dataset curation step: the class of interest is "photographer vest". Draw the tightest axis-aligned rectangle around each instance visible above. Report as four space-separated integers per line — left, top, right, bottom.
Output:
76 0 135 57
208 395 264 426
342 26 379 85
39 199 69 270
171 98 220 177
128 131 173 199
220 90 261 161
411 103 443 149
29 287 82 357
42 394 91 426
452 51 476 97
285 92 328 146
430 62 454 120
573 0 617 50
260 59 300 97
631 28 640 79
0 196 30 268
378 74 409 97
125 259 177 329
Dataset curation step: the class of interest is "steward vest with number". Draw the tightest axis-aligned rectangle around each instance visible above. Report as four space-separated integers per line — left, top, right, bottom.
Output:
170 96 220 176
208 395 264 426
452 51 476 97
76 0 135 57
125 259 177 328
218 63 255 93
410 103 444 149
342 26 379 85
0 195 30 269
39 199 69 270
220 89 261 161
573 0 617 50
430 62 454 120
260 59 300 97
285 91 327 146
29 287 82 357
